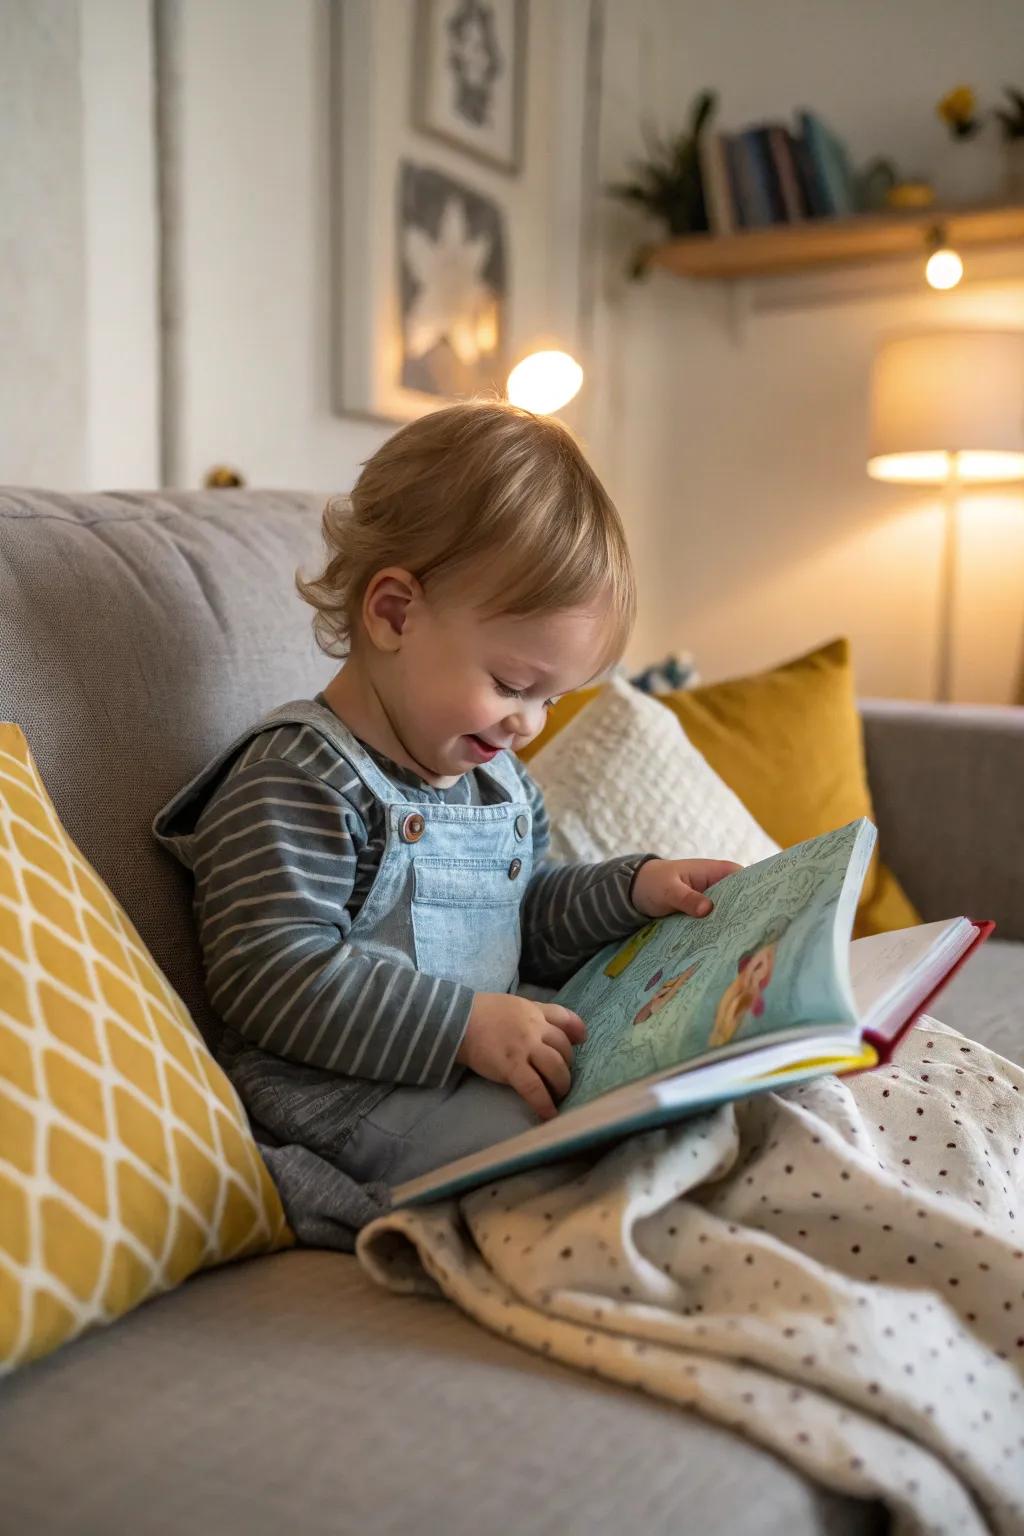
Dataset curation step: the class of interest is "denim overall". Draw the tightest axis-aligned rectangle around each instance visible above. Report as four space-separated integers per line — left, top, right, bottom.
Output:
158 698 542 1194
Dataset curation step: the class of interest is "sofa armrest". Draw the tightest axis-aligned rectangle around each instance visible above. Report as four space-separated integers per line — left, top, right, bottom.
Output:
860 699 1024 941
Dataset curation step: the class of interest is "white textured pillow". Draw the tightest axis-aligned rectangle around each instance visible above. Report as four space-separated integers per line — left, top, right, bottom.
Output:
529 675 780 867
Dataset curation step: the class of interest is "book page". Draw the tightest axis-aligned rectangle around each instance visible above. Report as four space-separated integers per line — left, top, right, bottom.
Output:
850 917 976 1040
556 819 875 1111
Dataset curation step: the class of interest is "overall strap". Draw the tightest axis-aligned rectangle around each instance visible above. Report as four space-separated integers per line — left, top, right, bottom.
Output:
154 698 396 845
255 699 401 804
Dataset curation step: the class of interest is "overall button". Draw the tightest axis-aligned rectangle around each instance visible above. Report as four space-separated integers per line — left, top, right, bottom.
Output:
401 812 426 843
514 813 529 840
508 857 522 880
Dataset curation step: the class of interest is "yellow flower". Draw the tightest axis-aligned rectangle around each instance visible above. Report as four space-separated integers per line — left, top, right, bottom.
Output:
938 86 977 128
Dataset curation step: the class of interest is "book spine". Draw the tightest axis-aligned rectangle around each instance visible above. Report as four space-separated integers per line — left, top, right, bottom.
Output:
825 126 856 215
735 129 776 226
699 131 736 236
751 127 788 222
768 126 807 220
791 128 827 217
797 111 839 216
725 135 752 227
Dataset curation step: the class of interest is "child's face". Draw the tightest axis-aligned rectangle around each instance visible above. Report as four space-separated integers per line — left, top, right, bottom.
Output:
390 594 610 780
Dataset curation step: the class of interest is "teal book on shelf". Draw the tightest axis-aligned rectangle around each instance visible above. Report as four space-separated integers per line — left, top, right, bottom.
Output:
798 110 854 216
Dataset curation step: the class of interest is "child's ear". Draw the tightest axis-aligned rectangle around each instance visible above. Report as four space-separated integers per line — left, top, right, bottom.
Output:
362 567 423 653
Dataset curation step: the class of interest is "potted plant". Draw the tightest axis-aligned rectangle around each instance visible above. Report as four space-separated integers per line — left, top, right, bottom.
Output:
607 91 716 276
994 86 1024 200
935 85 999 205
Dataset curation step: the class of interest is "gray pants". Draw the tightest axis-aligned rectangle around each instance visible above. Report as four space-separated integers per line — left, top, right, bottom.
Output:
341 1068 540 1186
221 1028 540 1251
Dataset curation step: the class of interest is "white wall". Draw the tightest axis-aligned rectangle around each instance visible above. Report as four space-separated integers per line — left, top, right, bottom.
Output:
80 0 160 488
590 0 1024 702
0 0 158 489
162 0 389 493
0 1 88 487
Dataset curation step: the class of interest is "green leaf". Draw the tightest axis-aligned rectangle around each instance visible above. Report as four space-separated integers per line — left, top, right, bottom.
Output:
690 90 717 139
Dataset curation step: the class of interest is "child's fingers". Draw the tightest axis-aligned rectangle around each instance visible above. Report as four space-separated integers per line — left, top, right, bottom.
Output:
689 859 743 890
671 878 714 917
531 1042 572 1101
509 1062 558 1121
541 1024 575 1068
541 1004 587 1043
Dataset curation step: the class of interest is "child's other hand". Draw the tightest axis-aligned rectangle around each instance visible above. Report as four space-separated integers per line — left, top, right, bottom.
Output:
456 994 587 1121
632 858 742 919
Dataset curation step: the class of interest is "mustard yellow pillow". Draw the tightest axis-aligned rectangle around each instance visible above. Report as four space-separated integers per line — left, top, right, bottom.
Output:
520 641 919 938
0 724 292 1373
660 640 918 936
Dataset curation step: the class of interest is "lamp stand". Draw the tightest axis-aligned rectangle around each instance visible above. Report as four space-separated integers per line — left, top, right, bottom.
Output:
936 451 959 705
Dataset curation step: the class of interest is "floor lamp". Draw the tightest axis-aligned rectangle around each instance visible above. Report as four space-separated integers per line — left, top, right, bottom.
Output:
867 332 1024 703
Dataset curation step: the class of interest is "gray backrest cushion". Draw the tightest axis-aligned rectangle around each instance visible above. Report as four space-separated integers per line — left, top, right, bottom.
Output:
0 488 336 1046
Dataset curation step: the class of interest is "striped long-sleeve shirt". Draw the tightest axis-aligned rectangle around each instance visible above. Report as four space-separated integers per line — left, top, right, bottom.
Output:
163 715 653 1090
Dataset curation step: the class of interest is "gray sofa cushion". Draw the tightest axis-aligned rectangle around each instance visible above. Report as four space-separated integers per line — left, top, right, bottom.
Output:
0 1249 884 1536
0 488 334 1045
932 937 1023 1065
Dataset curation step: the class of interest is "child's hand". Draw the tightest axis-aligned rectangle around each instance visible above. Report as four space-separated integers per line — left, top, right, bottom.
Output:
456 994 587 1121
632 858 742 919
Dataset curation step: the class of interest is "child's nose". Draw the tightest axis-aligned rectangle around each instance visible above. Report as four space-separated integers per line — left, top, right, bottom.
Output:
503 699 546 741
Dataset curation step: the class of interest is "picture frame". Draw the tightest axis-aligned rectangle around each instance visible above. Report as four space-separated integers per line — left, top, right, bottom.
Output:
413 0 527 175
398 160 508 398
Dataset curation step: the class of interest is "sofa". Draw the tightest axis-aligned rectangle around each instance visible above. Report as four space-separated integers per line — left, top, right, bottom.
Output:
1 486 1021 1536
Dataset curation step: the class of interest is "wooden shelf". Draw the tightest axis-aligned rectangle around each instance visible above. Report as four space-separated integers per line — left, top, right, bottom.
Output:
649 203 1024 281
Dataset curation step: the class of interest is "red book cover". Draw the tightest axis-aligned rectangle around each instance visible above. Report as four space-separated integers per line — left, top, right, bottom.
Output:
862 919 995 1063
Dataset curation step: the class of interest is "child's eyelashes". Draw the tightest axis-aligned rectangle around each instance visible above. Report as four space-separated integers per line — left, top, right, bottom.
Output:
492 677 559 710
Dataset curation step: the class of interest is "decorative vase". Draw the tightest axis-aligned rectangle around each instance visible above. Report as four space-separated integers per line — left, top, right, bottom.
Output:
936 134 1002 207
1004 139 1024 202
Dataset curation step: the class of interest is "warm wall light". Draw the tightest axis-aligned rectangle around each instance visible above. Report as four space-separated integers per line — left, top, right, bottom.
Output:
506 350 583 414
868 330 1024 701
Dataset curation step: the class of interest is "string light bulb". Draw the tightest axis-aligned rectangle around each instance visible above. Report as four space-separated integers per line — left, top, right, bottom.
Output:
925 226 963 290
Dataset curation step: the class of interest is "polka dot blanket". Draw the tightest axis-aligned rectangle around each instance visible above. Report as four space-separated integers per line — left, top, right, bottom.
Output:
358 1021 1024 1536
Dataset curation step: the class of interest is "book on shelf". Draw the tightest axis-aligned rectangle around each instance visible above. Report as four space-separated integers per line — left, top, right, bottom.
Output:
698 131 737 235
393 819 991 1206
750 128 790 222
798 110 856 216
695 112 858 235
766 125 809 220
726 133 772 227
737 129 779 226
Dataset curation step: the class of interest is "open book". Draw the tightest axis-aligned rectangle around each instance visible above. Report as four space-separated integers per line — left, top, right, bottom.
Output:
393 819 991 1206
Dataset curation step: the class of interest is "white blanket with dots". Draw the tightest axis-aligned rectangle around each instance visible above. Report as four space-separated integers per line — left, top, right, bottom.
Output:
359 1020 1024 1536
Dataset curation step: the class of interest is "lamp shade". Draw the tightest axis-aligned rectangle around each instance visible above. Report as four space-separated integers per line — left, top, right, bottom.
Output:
868 331 1024 484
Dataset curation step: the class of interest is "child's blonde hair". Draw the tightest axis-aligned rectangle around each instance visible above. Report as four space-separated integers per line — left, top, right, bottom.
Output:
297 399 635 667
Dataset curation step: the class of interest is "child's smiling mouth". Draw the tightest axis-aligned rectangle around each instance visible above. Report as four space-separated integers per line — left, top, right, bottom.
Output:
464 733 500 762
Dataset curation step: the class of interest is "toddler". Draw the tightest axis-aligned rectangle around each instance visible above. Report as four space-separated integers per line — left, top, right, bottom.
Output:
154 401 737 1246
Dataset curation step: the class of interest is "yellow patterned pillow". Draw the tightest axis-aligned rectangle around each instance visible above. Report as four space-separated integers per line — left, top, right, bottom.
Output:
0 724 292 1373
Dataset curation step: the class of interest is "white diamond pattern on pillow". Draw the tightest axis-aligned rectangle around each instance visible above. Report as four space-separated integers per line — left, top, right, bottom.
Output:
529 675 780 869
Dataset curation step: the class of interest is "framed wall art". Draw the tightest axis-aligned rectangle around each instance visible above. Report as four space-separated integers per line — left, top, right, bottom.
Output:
413 0 527 174
399 161 507 397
